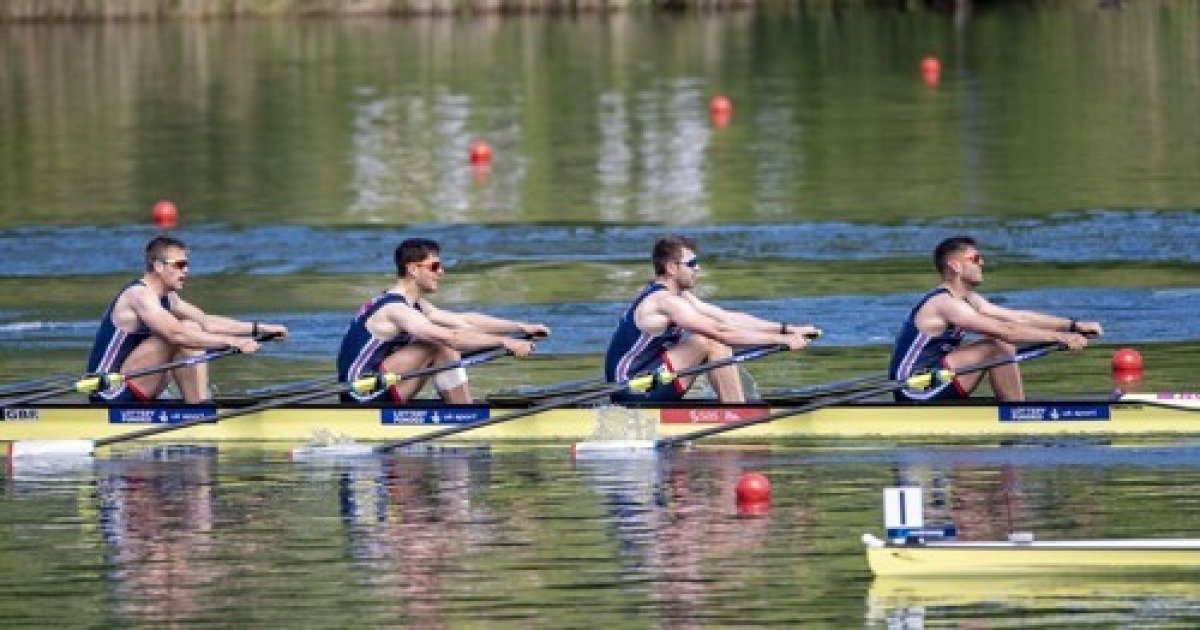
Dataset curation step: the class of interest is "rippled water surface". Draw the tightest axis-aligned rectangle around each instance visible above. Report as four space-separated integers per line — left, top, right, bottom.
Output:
4 2 1200 626
5 444 1200 627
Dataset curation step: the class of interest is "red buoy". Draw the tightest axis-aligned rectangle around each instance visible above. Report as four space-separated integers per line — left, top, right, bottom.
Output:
1112 348 1144 372
921 55 942 87
735 472 771 503
710 95 732 116
469 140 492 166
153 200 178 230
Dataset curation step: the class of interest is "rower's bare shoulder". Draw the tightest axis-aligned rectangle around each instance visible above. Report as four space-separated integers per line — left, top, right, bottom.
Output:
121 284 162 311
377 299 424 323
924 291 971 314
643 290 689 315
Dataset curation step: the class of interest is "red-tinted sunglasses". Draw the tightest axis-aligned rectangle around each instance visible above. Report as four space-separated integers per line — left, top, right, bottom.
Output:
962 252 984 265
158 258 189 270
415 260 444 273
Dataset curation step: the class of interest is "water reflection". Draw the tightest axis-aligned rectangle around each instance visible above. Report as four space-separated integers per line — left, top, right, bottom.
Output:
574 450 781 628
336 447 493 626
348 90 527 223
6 443 1200 625
866 576 1200 629
96 446 220 625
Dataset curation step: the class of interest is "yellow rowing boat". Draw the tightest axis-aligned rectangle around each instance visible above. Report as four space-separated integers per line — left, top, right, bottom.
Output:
862 533 1200 576
0 393 1195 443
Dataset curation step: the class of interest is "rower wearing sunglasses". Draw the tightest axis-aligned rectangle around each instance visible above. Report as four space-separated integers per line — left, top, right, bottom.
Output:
889 235 1101 403
336 238 548 404
604 235 818 404
86 235 289 403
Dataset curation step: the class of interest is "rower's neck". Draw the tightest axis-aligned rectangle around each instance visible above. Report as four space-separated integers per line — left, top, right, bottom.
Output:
939 279 971 300
393 277 423 303
141 273 169 297
654 275 683 295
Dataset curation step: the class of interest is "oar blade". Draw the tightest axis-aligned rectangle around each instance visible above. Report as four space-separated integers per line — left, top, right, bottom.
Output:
289 443 379 461
7 439 96 458
570 440 660 457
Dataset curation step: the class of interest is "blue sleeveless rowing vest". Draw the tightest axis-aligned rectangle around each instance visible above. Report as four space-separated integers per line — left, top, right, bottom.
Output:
889 287 965 396
604 282 685 382
86 280 171 375
337 292 420 385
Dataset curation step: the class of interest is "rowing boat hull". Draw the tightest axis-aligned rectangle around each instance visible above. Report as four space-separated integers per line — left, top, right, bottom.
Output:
1 396 1196 442
865 538 1200 576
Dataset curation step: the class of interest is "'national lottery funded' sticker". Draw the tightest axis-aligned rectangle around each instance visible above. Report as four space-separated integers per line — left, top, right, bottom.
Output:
999 404 1111 422
108 405 218 425
382 407 490 425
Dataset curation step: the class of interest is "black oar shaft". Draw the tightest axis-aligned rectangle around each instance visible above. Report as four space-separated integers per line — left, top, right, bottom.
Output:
659 381 893 446
95 384 335 446
1 332 284 407
378 387 613 451
768 373 893 400
493 375 609 399
0 373 74 397
239 376 340 398
376 344 789 452
95 346 514 448
233 340 526 400
659 343 1063 447
1 347 242 407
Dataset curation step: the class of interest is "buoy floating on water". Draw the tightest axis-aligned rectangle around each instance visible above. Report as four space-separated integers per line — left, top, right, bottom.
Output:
1111 348 1144 395
153 200 178 230
710 95 732 127
1112 348 1144 372
735 472 771 516
710 95 732 116
921 55 941 87
469 140 492 166
735 471 771 502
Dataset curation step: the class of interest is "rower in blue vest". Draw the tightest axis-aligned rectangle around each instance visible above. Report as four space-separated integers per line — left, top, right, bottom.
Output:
336 238 548 404
604 235 817 404
889 235 1101 402
86 236 288 403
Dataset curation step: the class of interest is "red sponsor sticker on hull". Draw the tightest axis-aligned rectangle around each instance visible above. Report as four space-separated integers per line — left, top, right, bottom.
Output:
660 406 769 424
